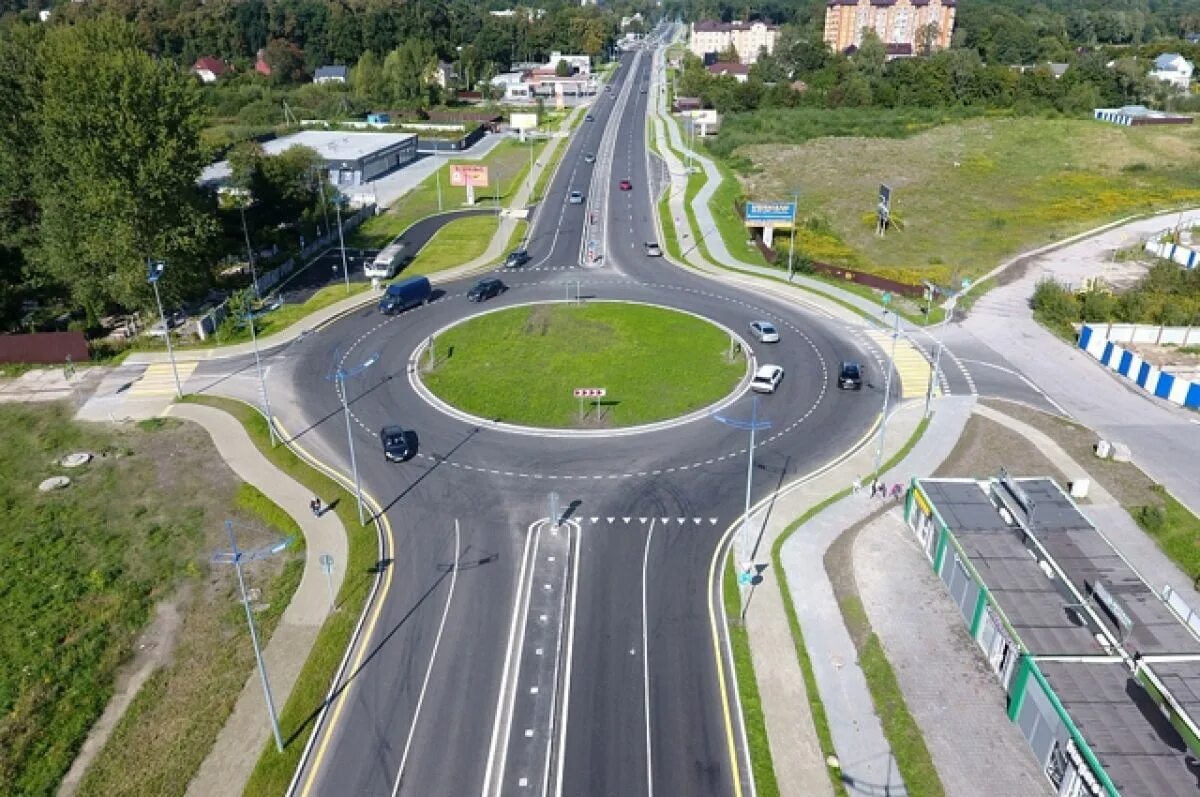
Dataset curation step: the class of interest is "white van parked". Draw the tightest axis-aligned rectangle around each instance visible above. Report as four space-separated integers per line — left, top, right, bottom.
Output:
365 241 409 279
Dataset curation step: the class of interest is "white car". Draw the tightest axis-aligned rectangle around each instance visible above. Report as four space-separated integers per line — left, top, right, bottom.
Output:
750 364 784 394
568 191 584 205
749 321 779 343
644 242 663 257
584 153 596 163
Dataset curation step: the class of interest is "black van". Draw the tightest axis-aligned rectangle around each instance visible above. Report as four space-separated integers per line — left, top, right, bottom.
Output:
379 276 432 315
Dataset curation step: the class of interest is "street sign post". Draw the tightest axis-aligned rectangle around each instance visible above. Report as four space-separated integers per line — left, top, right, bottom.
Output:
319 554 335 612
573 387 606 420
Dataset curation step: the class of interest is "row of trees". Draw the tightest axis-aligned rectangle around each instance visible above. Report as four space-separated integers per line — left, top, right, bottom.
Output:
677 27 1177 118
0 17 330 333
24 0 633 84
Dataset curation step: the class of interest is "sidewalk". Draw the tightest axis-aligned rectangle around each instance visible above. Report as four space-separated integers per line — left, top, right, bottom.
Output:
163 403 349 797
124 106 584 367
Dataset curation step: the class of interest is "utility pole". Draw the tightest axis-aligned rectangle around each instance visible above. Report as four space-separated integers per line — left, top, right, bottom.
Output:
327 351 379 526
875 305 902 474
146 259 183 399
333 189 351 294
239 201 261 300
787 191 799 279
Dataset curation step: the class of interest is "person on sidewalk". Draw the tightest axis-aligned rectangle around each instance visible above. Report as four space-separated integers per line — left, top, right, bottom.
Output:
875 481 886 499
311 497 323 517
891 483 904 501
852 477 863 495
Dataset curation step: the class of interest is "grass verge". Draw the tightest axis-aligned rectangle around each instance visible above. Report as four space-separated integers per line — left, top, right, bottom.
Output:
404 215 500 276
768 415 930 797
422 303 746 427
179 395 378 797
723 559 780 797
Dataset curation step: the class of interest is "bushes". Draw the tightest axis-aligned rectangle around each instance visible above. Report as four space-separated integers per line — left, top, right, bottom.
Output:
1032 261 1200 339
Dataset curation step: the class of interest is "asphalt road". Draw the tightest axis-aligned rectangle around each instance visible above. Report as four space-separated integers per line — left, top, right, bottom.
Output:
192 32 885 797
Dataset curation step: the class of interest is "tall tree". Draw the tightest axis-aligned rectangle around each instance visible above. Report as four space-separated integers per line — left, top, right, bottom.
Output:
351 50 383 103
0 24 43 328
34 16 217 320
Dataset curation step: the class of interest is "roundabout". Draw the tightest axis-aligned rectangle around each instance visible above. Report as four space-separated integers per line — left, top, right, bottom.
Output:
415 300 750 431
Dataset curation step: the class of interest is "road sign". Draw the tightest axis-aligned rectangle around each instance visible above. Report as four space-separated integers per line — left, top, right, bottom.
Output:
744 201 796 229
573 388 607 398
738 571 753 585
878 184 892 216
881 291 892 305
319 554 334 574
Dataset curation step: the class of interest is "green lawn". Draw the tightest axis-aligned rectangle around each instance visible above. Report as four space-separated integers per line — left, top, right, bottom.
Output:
724 560 780 797
403 215 500 275
422 303 746 427
179 396 379 797
350 138 548 249
0 404 298 797
728 115 1200 286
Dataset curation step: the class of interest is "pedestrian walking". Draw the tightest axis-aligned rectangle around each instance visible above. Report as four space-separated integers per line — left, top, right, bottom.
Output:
852 477 863 495
875 481 886 499
311 497 322 517
891 483 903 501
869 481 878 498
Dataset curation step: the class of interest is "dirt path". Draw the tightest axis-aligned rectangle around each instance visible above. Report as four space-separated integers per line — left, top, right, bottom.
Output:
56 595 186 797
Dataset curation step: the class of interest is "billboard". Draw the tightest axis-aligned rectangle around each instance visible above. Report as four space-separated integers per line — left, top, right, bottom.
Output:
450 164 489 188
744 201 796 229
510 112 539 131
878 184 892 217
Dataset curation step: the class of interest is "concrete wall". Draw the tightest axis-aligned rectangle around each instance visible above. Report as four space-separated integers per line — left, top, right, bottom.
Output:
1078 324 1200 409
1144 236 1199 269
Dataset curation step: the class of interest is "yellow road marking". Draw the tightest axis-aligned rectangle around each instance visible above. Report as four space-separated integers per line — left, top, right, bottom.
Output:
126 362 198 396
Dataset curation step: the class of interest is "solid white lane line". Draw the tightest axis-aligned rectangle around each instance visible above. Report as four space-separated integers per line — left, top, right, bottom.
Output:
552 520 584 797
481 520 542 796
391 519 462 797
539 521 577 793
641 518 657 797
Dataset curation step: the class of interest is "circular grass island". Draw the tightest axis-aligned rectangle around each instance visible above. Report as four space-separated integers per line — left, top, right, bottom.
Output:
421 302 748 428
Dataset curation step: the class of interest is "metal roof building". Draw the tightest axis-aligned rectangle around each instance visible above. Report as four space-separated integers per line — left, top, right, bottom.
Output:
200 130 418 189
907 476 1200 796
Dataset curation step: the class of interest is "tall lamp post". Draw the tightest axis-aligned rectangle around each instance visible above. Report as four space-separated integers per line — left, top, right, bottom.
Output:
787 190 800 280
146 259 183 399
212 520 293 753
875 301 902 474
713 395 771 566
245 308 277 446
330 185 351 295
922 278 970 418
327 351 379 526
238 198 261 299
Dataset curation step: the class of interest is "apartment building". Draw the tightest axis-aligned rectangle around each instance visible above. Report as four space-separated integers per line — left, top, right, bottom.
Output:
689 20 780 65
824 0 956 54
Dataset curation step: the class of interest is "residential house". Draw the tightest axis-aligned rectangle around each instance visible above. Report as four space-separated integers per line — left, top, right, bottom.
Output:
192 56 230 84
1149 52 1194 91
546 51 591 76
706 62 751 83
689 20 780 65
491 71 532 101
621 13 643 30
433 61 457 90
314 65 349 85
823 0 956 55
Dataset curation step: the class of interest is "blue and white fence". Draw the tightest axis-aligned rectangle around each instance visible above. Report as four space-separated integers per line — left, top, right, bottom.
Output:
1078 324 1200 409
1144 234 1199 269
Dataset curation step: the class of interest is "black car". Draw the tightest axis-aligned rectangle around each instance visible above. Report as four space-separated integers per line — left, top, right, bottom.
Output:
380 425 412 462
585 114 595 121
838 361 863 390
504 249 530 268
468 278 505 302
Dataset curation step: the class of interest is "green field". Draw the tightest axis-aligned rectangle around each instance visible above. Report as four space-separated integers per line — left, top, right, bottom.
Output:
422 303 746 427
351 138 548 248
719 113 1200 286
403 215 500 275
0 405 298 797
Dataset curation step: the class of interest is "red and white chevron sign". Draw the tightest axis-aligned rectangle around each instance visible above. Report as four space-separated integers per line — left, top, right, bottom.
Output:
573 388 606 398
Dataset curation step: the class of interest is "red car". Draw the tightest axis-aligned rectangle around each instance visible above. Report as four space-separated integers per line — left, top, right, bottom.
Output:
618 179 633 190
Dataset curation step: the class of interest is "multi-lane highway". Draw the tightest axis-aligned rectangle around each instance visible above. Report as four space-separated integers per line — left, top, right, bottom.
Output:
196 31 888 797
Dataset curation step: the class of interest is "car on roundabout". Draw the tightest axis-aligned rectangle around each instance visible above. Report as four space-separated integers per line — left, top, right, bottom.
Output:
749 321 780 343
750 364 784 394
504 249 530 268
838 361 863 390
468 278 506 302
380 425 413 462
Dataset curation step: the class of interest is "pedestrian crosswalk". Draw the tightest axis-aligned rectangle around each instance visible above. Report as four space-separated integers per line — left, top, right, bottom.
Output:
587 517 719 526
863 330 934 399
126 362 198 397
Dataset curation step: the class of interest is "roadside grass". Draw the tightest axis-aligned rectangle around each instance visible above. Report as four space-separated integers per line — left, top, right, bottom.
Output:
179 395 379 797
422 303 746 427
350 138 548 249
723 560 780 797
768 416 929 797
0 404 295 797
77 484 303 797
403 215 500 275
504 219 530 254
981 400 1200 581
732 115 1200 285
208 283 369 347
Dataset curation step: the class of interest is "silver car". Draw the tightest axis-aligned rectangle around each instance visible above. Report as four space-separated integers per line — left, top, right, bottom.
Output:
750 364 784 394
568 191 584 205
749 321 780 343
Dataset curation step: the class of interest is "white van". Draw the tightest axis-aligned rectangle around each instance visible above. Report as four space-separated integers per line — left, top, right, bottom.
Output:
365 241 409 279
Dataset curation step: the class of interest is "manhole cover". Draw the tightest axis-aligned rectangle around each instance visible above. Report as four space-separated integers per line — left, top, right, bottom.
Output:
61 452 93 468
39 476 71 492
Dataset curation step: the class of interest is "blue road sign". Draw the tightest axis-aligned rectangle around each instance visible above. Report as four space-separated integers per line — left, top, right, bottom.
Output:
738 571 753 585
744 201 796 225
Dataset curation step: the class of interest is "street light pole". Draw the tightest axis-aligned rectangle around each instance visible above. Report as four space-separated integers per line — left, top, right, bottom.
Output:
875 309 902 474
147 259 183 399
213 521 291 753
333 190 350 295
327 351 378 526
787 191 799 280
435 151 443 212
712 396 771 566
239 201 261 300
246 310 277 446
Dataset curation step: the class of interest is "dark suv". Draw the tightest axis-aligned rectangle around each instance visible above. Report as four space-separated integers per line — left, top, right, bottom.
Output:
838 361 863 390
467 278 505 302
504 249 530 268
380 425 412 462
